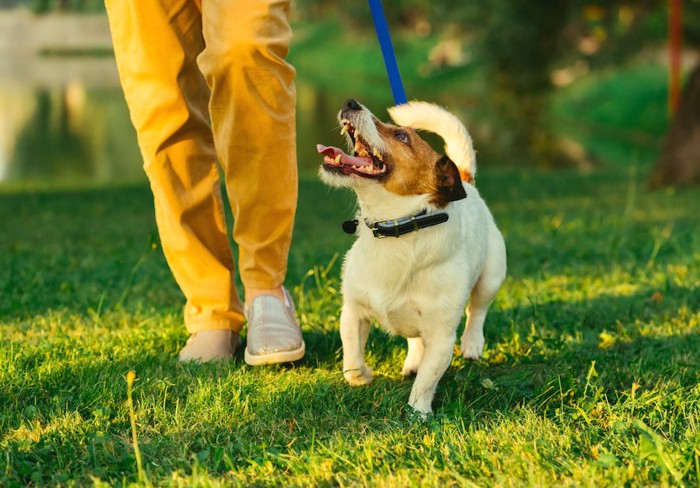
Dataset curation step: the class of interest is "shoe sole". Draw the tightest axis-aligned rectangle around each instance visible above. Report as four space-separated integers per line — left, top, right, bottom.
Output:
244 341 306 366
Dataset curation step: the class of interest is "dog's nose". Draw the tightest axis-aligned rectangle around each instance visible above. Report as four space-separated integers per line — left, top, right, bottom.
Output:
344 99 362 111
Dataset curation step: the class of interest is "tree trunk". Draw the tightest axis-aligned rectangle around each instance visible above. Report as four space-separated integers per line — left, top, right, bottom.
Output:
650 61 700 187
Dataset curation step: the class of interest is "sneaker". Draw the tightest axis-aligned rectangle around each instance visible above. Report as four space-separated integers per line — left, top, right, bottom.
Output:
178 329 239 363
244 287 305 365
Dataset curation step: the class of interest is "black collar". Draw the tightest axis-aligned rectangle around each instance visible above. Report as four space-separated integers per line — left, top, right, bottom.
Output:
342 209 449 238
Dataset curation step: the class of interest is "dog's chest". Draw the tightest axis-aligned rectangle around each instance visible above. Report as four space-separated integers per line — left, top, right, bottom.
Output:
345 236 455 338
381 303 424 337
367 278 444 338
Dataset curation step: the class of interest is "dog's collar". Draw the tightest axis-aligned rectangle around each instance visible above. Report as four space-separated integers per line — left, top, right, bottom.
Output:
342 209 449 238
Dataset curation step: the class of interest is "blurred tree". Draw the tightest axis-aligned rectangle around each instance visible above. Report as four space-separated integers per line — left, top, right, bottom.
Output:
474 1 570 166
297 0 699 178
438 0 699 178
651 1 700 187
436 0 670 166
24 0 699 181
651 61 700 187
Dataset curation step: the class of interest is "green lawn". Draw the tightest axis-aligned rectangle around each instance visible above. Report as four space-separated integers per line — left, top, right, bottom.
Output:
2 53 700 485
2 158 699 485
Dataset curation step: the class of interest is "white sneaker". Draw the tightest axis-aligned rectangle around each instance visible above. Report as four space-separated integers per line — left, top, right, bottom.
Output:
178 330 239 363
244 288 305 365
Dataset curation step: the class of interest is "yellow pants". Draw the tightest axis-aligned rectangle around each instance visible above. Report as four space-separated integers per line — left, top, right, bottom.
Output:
105 0 297 334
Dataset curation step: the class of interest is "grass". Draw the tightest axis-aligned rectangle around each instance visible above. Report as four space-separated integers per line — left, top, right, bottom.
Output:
550 63 671 169
1 160 699 486
2 47 700 485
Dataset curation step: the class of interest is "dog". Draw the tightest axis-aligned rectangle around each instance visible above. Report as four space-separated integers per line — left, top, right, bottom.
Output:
317 99 507 416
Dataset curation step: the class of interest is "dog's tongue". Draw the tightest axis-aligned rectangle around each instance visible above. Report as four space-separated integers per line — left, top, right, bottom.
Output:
317 144 373 167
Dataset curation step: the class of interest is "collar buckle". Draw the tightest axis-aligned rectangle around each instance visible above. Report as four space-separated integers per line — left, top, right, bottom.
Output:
367 222 387 239
363 209 449 238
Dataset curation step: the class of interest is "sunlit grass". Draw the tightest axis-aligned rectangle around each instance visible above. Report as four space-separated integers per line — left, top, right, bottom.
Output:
1 43 698 485
1 156 699 485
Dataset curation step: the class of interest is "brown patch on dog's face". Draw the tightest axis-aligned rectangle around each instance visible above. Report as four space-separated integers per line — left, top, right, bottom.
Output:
373 119 466 207
320 100 467 206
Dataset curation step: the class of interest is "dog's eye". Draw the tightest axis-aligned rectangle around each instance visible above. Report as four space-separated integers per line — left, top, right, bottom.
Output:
395 131 409 144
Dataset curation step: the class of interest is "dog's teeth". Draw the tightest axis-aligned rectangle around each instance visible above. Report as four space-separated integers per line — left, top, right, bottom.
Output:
340 125 347 136
334 154 342 164
372 148 383 161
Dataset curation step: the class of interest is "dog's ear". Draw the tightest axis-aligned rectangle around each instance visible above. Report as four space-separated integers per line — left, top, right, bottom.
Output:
434 155 467 206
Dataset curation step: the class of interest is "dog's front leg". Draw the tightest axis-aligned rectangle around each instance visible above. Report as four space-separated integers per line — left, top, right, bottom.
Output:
340 302 373 385
408 330 455 416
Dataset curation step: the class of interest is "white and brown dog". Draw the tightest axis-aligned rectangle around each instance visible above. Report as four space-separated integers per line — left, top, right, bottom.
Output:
318 99 507 416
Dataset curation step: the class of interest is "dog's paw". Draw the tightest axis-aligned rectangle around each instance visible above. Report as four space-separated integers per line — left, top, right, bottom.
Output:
407 403 432 421
459 336 484 360
344 365 373 385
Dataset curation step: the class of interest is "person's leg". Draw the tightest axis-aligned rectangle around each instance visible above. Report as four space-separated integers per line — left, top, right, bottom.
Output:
105 0 244 360
198 0 303 364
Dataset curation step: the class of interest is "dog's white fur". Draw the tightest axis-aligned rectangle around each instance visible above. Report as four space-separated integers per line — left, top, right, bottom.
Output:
321 101 506 416
388 101 477 180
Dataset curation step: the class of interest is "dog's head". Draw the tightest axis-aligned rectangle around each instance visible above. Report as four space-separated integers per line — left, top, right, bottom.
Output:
318 99 475 209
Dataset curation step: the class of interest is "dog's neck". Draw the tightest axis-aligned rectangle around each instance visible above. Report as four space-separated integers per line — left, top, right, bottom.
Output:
354 184 433 222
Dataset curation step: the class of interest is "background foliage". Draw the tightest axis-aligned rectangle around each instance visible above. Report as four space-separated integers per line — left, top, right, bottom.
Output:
9 0 700 168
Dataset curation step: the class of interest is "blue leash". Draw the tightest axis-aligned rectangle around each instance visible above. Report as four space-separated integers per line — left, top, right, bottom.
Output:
368 0 407 105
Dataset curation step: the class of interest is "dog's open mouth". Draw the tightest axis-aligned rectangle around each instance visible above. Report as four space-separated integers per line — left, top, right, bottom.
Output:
317 121 386 178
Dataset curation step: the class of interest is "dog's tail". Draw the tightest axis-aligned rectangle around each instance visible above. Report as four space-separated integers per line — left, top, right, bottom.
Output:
388 101 476 183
